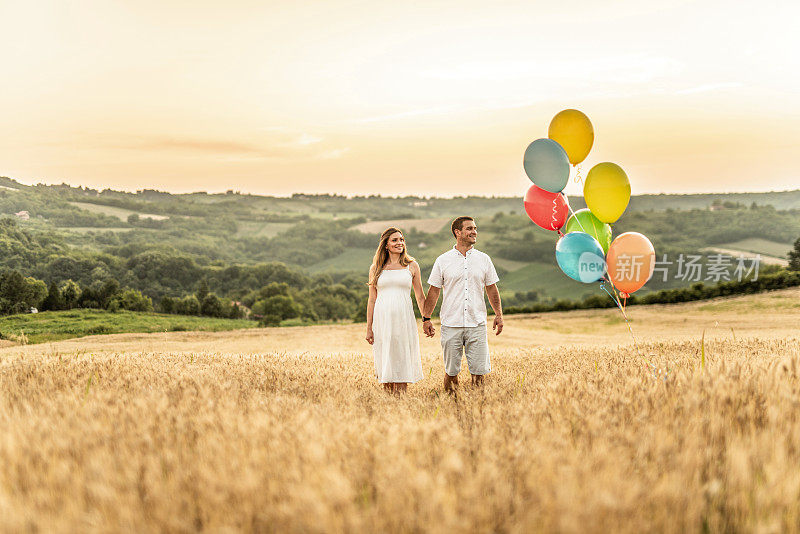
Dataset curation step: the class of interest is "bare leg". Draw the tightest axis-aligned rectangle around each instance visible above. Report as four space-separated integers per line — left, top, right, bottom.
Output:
395 383 407 394
444 374 459 394
383 383 393 393
471 374 484 387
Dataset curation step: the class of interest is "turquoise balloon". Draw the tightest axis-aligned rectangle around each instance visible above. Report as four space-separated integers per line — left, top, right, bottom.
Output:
523 138 570 193
555 232 607 283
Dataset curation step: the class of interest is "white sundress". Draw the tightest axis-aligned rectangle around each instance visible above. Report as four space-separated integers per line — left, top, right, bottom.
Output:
372 267 423 383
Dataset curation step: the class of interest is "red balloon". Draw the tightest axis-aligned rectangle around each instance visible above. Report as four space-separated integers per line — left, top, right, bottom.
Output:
523 184 569 231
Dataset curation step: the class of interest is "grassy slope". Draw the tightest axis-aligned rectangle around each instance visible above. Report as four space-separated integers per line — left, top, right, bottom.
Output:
715 237 793 258
69 201 168 221
306 247 375 274
235 221 294 238
0 309 256 344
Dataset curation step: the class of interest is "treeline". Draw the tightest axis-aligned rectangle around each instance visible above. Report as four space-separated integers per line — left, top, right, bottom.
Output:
3 270 250 319
0 265 367 327
233 280 363 326
503 269 800 315
0 217 369 301
0 214 370 321
0 270 156 316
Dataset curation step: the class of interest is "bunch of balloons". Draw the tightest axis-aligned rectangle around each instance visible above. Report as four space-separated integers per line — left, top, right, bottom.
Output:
522 109 655 301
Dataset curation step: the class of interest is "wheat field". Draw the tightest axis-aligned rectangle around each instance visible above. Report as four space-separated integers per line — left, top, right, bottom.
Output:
2 290 800 532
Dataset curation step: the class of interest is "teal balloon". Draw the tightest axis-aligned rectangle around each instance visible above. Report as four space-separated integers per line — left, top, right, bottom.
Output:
555 232 606 283
564 208 613 253
523 138 570 193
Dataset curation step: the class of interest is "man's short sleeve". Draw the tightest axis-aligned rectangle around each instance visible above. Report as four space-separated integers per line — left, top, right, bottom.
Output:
427 258 444 288
484 256 500 286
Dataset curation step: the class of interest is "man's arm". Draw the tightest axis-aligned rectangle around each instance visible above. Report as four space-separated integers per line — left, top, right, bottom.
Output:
485 283 503 335
422 286 441 319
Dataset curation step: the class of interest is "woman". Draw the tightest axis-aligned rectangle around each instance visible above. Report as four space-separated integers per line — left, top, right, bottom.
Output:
366 227 426 393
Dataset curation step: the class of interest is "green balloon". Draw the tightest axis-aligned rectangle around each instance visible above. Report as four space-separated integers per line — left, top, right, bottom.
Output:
564 208 612 253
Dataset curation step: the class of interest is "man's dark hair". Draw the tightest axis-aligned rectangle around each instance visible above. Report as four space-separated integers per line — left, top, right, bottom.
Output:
451 216 474 238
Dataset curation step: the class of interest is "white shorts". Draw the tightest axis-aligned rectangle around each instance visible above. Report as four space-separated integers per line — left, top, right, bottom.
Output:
440 325 491 376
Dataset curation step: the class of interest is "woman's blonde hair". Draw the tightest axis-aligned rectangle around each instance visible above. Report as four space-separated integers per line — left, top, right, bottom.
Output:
368 227 415 286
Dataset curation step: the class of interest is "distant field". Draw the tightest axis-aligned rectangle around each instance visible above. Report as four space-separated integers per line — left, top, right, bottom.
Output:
310 212 370 220
0 309 256 344
491 257 529 273
235 221 294 238
352 218 449 234
70 202 169 221
703 247 788 267
65 227 138 233
307 247 375 274
716 237 793 258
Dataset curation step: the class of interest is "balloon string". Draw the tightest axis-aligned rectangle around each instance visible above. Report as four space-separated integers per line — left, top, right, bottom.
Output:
574 164 583 184
600 279 669 381
550 195 560 231
565 198 589 234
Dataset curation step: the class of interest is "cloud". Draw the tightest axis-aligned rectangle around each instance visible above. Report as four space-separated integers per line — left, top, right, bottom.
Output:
276 133 323 147
421 54 683 85
315 148 350 160
104 133 341 160
674 82 743 95
124 137 264 154
350 105 458 124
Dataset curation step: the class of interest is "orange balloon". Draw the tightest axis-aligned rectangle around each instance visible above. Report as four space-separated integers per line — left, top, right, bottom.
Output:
606 232 655 296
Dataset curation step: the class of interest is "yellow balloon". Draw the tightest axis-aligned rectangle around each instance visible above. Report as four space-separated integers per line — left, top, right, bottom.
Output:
584 162 630 223
548 109 594 165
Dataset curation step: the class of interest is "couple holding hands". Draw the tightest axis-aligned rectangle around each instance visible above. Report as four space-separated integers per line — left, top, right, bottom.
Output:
366 216 503 393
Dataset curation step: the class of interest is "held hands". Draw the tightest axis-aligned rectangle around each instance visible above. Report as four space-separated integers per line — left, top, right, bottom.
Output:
366 327 374 345
492 315 504 335
422 320 435 338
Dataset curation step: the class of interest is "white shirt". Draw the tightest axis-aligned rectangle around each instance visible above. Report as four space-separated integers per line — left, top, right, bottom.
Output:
427 246 500 327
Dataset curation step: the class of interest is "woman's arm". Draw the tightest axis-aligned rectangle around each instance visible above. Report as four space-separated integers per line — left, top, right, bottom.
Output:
366 266 378 344
410 261 426 314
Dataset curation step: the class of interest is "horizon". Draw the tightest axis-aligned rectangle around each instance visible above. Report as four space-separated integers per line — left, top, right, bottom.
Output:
1 1 798 198
4 175 800 200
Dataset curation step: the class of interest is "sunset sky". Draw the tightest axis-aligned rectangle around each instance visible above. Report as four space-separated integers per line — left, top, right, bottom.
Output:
1 0 798 197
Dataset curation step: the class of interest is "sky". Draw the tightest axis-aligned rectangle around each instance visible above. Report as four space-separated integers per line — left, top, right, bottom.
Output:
1 0 798 198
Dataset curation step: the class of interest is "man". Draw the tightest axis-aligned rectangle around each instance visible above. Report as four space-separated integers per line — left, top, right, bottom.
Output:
422 216 503 392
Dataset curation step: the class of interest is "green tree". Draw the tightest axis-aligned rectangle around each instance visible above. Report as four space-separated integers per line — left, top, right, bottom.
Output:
41 282 64 311
200 294 225 317
196 279 210 302
61 280 81 309
227 302 245 319
175 295 201 315
0 270 47 314
159 296 177 314
253 295 300 324
242 282 289 307
94 279 121 309
298 284 359 321
789 237 800 271
109 289 153 312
